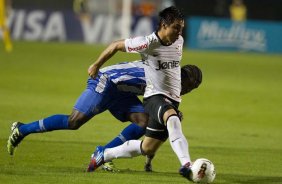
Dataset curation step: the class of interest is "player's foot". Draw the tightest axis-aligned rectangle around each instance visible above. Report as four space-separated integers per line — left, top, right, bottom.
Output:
7 122 24 155
101 161 120 172
144 162 152 172
179 162 192 181
87 146 105 172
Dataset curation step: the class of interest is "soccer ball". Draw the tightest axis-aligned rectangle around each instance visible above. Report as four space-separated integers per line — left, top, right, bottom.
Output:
190 158 216 183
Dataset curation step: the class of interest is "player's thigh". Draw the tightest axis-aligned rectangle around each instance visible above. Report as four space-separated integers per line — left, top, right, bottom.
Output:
145 116 169 142
127 112 148 128
73 89 109 118
109 93 145 122
143 95 179 125
141 136 164 155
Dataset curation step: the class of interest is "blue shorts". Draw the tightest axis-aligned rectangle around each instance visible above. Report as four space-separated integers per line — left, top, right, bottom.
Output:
74 75 144 122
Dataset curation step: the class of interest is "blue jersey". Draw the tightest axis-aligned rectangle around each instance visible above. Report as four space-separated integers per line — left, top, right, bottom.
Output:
87 61 146 95
74 61 146 122
100 61 146 95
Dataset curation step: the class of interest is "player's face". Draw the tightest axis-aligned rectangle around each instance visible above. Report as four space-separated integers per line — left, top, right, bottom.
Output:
165 19 184 44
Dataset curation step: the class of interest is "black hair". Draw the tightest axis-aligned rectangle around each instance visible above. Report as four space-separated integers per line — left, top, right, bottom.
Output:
181 65 202 89
158 6 184 29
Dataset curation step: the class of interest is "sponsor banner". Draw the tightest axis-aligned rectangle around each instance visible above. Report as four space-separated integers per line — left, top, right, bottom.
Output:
2 9 157 44
187 17 282 53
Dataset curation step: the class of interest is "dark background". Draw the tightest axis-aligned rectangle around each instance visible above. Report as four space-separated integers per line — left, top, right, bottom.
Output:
174 0 282 21
12 0 282 21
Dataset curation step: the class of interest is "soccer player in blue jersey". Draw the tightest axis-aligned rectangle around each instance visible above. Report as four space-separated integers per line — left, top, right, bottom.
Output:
7 60 201 172
7 61 147 156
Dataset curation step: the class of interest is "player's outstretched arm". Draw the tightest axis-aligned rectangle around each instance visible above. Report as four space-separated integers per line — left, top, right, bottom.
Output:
88 39 125 78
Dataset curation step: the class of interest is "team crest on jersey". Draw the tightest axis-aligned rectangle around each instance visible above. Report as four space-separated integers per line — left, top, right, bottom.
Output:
176 44 182 56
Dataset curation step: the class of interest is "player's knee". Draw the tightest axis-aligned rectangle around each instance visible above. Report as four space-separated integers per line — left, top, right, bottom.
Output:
129 113 149 128
67 116 85 130
163 109 178 125
136 119 148 128
68 110 89 130
167 116 183 140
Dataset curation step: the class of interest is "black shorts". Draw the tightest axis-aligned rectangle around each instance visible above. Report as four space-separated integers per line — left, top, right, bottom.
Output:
143 95 179 141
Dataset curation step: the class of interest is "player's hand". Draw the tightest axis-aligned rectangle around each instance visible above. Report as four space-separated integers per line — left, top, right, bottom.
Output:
88 63 99 79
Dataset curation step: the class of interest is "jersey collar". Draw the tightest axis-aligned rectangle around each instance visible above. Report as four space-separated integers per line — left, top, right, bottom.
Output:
155 31 172 46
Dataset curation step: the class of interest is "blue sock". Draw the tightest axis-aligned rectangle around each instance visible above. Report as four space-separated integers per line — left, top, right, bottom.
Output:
104 123 146 149
19 114 69 136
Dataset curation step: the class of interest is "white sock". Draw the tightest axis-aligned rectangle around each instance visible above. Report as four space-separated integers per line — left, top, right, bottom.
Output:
104 140 142 162
167 116 191 166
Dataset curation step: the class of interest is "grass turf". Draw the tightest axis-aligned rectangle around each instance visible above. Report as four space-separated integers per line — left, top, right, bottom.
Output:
0 41 282 184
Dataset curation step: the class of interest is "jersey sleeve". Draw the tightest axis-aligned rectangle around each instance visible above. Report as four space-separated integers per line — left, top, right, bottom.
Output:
124 36 149 54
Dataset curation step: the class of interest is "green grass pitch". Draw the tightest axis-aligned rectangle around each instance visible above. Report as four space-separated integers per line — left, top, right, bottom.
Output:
0 41 282 184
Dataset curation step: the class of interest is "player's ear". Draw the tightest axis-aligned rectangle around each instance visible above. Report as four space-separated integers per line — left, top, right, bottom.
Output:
162 22 167 29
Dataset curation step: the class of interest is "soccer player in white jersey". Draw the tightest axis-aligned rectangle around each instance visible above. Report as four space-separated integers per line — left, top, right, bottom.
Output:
87 6 196 180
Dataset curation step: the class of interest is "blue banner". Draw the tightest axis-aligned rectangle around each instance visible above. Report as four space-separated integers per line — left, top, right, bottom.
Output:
187 17 282 53
4 9 157 44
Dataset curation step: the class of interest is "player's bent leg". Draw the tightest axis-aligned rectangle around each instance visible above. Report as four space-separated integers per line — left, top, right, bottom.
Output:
88 140 143 172
166 115 191 165
104 123 145 149
101 113 147 172
101 123 145 172
16 114 70 137
7 114 71 155
164 111 192 180
141 136 163 156
104 140 143 161
88 138 160 172
68 109 91 130
141 137 163 172
7 122 25 155
7 111 89 156
101 123 146 172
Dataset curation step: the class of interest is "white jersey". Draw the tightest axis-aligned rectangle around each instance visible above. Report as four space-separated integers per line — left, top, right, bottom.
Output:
125 32 183 102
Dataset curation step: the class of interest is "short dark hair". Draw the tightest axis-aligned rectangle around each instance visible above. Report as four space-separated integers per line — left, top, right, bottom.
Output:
181 64 202 89
158 6 184 28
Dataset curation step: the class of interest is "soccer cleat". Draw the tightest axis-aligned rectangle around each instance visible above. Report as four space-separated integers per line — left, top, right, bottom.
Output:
144 163 153 172
179 162 192 181
101 161 120 172
7 122 25 155
87 146 105 172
